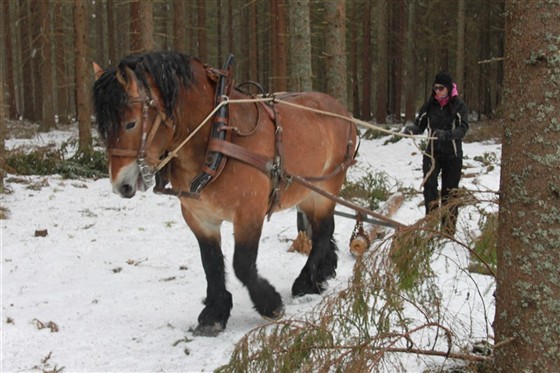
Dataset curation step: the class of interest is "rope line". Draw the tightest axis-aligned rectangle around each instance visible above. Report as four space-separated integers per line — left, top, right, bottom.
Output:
154 95 435 180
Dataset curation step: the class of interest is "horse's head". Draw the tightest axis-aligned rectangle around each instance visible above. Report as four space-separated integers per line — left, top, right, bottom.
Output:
93 52 194 198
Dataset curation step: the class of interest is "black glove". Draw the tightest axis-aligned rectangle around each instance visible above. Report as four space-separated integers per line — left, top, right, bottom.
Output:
432 129 451 141
403 124 419 135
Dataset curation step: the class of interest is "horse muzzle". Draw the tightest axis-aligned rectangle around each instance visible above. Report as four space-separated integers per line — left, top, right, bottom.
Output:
112 160 155 198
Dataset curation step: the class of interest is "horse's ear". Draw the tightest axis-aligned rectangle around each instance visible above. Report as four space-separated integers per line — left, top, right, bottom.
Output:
116 66 128 87
143 73 164 109
92 62 104 81
116 66 138 92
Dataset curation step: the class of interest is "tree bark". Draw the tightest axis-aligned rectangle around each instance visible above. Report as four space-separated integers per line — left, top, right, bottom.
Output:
388 0 405 121
129 0 141 53
107 0 117 64
288 0 312 92
274 0 288 92
173 1 186 53
216 0 223 61
456 0 465 93
139 1 154 52
95 0 105 65
39 0 55 131
0 28 5 191
19 0 35 119
349 0 360 118
375 0 388 124
197 0 207 61
403 0 416 123
361 1 372 121
495 0 560 371
227 0 233 55
2 0 19 119
324 0 347 107
31 0 43 122
54 0 70 124
73 0 92 153
248 0 258 82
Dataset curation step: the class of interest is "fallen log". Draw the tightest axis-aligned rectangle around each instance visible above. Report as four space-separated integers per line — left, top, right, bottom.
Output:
349 192 405 257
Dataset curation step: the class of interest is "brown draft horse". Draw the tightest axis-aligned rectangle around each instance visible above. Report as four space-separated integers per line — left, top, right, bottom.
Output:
93 51 357 336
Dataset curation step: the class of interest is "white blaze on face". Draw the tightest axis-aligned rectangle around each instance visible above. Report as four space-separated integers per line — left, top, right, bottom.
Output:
111 161 144 197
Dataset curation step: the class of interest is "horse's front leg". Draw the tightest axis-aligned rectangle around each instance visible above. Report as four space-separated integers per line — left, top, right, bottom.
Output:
182 207 232 337
233 217 284 320
194 234 233 336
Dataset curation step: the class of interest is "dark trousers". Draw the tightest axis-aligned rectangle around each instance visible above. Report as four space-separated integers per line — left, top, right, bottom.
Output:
422 154 462 232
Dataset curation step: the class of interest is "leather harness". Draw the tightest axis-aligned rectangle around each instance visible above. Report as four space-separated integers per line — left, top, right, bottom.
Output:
119 58 357 217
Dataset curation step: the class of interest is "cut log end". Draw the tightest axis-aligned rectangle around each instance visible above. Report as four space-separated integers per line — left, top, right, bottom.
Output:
289 231 312 255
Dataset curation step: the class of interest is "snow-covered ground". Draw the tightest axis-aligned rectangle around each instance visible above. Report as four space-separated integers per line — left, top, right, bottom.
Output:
1 125 500 372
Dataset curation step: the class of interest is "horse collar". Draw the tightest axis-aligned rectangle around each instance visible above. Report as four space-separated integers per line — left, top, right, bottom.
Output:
189 55 236 195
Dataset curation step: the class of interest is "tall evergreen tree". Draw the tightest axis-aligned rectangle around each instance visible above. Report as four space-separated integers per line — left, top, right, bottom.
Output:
495 0 560 371
324 0 347 106
375 0 388 123
39 0 55 131
73 0 92 153
288 0 312 91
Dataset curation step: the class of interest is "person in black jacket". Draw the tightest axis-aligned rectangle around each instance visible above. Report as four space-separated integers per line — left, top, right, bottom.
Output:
404 71 469 234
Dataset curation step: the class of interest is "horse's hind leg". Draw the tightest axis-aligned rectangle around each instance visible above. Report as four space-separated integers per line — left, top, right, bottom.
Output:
297 207 312 237
292 212 338 297
233 218 284 319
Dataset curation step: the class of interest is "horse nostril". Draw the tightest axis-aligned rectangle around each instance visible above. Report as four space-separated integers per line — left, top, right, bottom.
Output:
120 184 135 198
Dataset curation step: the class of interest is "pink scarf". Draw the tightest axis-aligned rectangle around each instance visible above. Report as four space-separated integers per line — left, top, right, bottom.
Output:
435 83 459 108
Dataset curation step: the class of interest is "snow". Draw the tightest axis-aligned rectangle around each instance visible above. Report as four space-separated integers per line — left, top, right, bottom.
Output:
1 125 501 372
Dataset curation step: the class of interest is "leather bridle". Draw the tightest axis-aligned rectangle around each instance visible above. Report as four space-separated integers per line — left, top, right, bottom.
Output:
107 92 172 189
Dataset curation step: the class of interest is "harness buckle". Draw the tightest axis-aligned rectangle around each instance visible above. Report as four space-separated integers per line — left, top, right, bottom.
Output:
138 158 156 189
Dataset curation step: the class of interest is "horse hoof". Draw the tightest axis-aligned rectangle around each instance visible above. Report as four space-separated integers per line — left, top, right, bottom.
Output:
192 323 225 337
292 276 325 297
261 304 285 321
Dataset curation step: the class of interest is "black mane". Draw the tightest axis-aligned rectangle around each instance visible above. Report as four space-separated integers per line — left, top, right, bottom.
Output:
93 51 195 140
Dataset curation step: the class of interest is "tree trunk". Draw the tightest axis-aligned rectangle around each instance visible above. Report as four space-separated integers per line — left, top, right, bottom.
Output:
276 0 288 92
107 0 117 64
197 0 207 61
31 0 43 122
95 0 105 65
2 0 19 119
216 0 223 61
270 0 278 90
19 0 34 119
173 1 185 53
288 0 312 92
361 1 372 121
248 0 258 82
324 0 347 107
227 0 233 55
349 0 360 117
495 0 560 371
129 0 141 53
403 0 416 123
478 0 490 119
39 0 55 131
0 31 5 191
54 0 70 125
387 0 405 122
456 0 465 93
139 1 154 52
73 0 92 153
375 0 388 124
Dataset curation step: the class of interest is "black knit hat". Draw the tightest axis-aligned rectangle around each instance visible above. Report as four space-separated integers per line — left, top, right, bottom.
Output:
434 71 453 92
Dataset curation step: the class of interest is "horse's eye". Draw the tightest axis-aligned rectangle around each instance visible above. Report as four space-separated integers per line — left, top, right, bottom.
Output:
125 121 136 130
